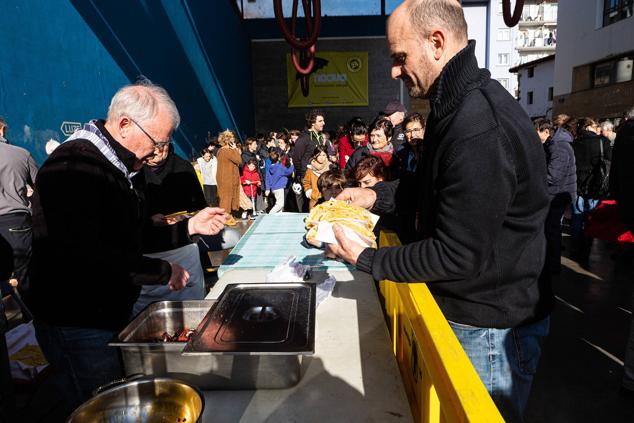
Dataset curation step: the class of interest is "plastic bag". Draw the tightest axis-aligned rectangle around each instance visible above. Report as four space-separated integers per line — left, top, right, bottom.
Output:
5 321 48 381
266 256 311 282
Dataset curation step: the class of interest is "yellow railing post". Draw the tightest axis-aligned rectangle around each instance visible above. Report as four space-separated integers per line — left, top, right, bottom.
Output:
378 231 504 423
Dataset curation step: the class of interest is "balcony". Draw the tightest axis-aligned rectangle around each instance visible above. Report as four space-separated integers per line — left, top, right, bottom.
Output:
519 19 557 27
517 45 557 53
516 34 556 50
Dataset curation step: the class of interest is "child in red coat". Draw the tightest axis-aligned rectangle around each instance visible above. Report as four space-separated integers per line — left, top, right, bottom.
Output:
240 159 261 219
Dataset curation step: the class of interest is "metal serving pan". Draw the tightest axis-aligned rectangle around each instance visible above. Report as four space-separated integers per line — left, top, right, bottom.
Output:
184 283 315 355
111 283 315 390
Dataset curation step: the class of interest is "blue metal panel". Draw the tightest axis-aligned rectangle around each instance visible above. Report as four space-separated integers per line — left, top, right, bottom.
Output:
0 0 254 164
0 0 128 165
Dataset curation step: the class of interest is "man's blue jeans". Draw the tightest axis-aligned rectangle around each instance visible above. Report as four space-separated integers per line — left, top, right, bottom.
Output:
449 317 550 423
33 321 123 410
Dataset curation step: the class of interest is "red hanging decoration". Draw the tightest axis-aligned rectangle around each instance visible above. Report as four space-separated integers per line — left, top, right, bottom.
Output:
274 0 322 97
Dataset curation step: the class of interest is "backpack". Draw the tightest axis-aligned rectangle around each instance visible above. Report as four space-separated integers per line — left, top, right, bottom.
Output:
578 138 611 200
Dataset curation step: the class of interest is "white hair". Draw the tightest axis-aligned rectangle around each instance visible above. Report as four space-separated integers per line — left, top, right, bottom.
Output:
624 106 634 121
600 120 614 132
45 139 61 155
107 80 180 129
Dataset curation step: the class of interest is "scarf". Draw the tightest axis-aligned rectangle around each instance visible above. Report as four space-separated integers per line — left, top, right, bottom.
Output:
367 142 395 167
65 120 138 186
310 158 330 175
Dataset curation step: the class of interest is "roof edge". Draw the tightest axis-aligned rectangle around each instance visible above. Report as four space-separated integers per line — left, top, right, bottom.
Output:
509 54 555 73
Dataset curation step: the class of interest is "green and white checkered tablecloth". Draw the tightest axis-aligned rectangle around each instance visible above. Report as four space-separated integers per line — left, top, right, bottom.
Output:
218 213 353 277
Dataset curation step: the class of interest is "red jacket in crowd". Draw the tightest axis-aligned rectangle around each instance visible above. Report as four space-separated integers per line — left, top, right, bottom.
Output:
241 167 260 198
338 134 368 169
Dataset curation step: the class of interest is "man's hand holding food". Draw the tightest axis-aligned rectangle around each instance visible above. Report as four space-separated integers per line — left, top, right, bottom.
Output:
325 223 368 266
322 188 378 266
188 207 229 236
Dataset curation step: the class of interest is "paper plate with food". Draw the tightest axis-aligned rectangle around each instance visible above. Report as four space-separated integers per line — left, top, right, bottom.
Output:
304 199 379 249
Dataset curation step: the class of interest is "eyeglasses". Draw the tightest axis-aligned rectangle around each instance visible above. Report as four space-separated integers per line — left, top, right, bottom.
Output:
404 127 424 134
130 118 171 149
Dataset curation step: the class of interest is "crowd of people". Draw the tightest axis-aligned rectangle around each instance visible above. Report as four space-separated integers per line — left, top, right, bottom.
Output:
191 101 425 240
1 0 634 422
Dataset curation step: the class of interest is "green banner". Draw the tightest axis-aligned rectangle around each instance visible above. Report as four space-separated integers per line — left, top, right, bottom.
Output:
287 51 369 108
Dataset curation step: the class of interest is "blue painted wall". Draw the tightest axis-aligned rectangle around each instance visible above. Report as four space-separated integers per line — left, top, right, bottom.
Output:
0 0 254 164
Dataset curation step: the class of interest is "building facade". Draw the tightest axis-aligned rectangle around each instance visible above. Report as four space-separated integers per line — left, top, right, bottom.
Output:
510 55 555 118
553 0 634 118
515 1 558 66
461 1 558 98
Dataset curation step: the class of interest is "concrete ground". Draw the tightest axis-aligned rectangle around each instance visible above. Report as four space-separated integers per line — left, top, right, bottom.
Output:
525 228 634 422
4 218 634 422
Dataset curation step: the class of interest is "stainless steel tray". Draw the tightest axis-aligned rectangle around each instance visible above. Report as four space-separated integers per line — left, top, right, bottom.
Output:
184 283 315 355
111 300 213 348
111 283 315 390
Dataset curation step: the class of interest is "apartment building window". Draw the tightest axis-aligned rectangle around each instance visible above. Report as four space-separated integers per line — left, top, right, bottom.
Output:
592 54 634 87
497 29 511 41
497 0 503 14
527 91 534 105
603 0 633 26
528 67 535 78
498 78 509 89
548 87 554 101
498 53 510 66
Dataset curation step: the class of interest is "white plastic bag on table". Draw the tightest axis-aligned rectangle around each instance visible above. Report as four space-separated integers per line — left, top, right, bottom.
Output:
316 275 336 308
5 321 48 381
266 256 311 282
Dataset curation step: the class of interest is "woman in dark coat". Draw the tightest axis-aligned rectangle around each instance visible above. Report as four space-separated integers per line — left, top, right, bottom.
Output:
571 117 611 259
538 117 576 274
132 144 208 315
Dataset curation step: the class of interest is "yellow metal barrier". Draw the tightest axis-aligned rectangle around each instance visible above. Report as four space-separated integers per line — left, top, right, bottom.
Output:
378 231 504 423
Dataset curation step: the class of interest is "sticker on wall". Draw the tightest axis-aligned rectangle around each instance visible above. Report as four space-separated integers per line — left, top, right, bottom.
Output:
60 121 82 137
287 52 369 108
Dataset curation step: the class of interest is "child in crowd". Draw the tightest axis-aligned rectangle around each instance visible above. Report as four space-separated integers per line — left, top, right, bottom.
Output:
288 129 301 146
316 169 347 205
302 147 332 210
240 159 261 219
353 155 387 188
266 150 294 214
195 148 218 206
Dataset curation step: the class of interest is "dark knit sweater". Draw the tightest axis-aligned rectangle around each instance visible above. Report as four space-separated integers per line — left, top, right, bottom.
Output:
356 41 550 328
26 130 171 331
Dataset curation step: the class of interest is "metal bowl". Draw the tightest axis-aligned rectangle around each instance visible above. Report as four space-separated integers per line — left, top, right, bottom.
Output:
68 377 204 423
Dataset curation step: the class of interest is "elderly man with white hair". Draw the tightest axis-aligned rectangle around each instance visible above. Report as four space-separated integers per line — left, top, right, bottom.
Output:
24 80 227 412
600 119 616 145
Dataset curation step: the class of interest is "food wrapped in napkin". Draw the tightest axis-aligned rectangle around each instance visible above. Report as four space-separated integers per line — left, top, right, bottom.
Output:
304 199 379 248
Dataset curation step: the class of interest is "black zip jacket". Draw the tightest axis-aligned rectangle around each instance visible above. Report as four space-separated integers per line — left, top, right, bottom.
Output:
356 41 551 328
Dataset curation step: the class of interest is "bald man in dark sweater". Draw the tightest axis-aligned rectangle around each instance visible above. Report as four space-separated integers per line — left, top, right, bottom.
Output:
327 1 550 421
